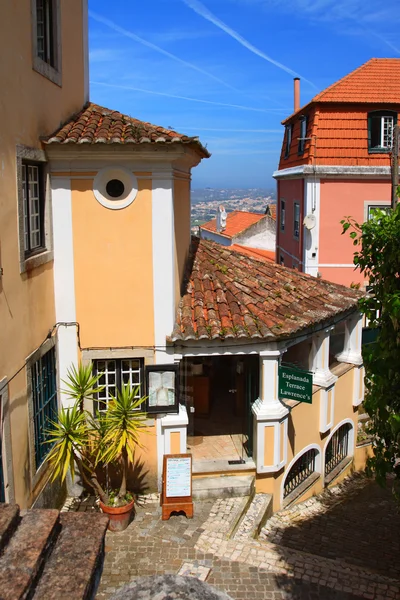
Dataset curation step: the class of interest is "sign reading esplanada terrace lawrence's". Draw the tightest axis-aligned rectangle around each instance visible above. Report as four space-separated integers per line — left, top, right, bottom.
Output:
278 365 313 404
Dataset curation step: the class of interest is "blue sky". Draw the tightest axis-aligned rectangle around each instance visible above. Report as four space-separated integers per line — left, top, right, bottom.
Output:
89 0 400 189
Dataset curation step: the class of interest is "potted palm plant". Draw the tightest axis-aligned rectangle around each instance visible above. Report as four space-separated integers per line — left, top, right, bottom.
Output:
45 363 148 531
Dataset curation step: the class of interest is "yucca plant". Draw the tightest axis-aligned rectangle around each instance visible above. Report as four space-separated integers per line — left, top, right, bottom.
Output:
45 363 148 507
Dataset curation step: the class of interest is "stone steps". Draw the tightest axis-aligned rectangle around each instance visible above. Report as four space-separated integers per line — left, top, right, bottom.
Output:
192 475 255 500
231 493 273 541
0 503 108 600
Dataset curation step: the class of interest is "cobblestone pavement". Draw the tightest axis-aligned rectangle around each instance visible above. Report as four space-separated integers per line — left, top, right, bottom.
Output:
95 476 400 600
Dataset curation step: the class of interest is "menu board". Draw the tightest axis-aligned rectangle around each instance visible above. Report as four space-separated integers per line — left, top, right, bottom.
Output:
166 456 191 498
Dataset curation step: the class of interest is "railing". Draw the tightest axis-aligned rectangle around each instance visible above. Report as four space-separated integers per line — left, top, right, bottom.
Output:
284 449 317 498
325 423 351 476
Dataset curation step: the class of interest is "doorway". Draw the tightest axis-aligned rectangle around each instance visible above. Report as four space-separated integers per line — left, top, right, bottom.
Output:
182 355 259 463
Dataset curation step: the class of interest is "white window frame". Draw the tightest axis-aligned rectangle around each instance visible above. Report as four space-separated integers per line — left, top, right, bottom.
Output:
293 202 300 240
94 358 144 413
363 200 391 223
17 146 53 273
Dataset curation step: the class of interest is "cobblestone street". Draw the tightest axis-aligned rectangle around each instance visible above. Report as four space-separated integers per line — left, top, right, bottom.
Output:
95 474 400 599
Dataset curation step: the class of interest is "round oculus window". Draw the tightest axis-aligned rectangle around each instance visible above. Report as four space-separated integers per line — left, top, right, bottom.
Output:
106 179 125 198
93 167 138 210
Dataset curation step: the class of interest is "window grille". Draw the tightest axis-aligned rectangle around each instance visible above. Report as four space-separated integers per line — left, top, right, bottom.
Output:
32 347 57 468
94 359 144 413
325 423 351 476
284 449 317 498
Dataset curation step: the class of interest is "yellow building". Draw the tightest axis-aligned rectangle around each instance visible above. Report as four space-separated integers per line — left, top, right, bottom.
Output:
0 1 368 513
0 0 88 507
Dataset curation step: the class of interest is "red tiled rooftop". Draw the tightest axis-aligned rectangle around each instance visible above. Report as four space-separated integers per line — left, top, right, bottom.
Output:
171 238 362 342
230 245 275 262
200 211 265 238
43 103 210 157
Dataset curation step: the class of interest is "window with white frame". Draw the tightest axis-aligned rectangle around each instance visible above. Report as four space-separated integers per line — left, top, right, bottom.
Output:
298 116 308 154
280 199 286 232
293 202 300 239
367 204 391 221
368 111 397 152
94 359 144 413
22 163 45 255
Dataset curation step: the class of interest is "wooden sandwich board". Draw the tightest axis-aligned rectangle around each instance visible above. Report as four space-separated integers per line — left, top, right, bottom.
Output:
161 453 193 521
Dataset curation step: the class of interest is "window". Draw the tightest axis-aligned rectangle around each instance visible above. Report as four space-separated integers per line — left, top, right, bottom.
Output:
94 359 144 412
284 124 293 158
280 199 286 232
280 254 285 266
32 0 61 85
368 111 397 152
293 202 300 239
36 0 55 66
367 204 391 220
325 423 351 477
22 162 45 255
298 116 308 154
32 347 58 468
284 448 317 498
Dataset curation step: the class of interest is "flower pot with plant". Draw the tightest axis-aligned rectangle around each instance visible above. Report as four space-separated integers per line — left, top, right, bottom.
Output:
45 363 148 532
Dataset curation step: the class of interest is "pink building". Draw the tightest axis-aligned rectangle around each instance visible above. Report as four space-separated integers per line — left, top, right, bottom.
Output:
274 59 400 286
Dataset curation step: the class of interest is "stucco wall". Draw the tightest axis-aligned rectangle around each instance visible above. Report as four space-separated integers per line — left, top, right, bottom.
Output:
318 179 391 286
276 178 304 267
256 365 360 511
0 0 86 507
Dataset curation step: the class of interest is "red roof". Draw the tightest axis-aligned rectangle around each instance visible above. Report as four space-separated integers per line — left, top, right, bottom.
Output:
43 103 210 157
230 245 275 262
200 211 265 239
171 238 362 342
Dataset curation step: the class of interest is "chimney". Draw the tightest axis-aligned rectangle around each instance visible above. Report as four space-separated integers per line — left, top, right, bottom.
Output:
294 77 300 113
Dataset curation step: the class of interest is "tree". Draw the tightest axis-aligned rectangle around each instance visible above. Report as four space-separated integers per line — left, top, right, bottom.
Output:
342 201 400 499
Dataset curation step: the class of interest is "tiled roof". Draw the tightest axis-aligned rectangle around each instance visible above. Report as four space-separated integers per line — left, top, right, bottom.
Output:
230 245 275 262
313 59 400 104
200 211 265 238
265 204 276 220
171 238 362 342
43 103 210 157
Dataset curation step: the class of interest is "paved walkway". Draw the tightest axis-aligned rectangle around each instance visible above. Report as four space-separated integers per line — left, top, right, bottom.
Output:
95 475 400 599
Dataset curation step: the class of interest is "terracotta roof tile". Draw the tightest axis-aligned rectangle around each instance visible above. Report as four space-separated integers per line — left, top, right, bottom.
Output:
200 211 266 238
171 238 362 342
43 103 210 157
230 245 275 262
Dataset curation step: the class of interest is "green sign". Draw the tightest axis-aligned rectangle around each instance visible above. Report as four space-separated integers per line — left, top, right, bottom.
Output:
278 365 313 404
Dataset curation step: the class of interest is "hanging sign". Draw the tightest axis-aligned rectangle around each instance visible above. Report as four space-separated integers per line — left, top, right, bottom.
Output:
161 454 193 520
278 365 313 404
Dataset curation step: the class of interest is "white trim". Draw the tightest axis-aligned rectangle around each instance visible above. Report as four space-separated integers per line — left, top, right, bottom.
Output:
51 176 78 407
152 177 175 364
93 167 138 210
281 443 321 507
82 0 89 102
157 404 188 490
363 200 391 222
319 385 335 433
0 378 15 503
156 415 163 490
353 365 365 407
303 178 320 277
316 264 357 268
274 165 392 180
322 418 355 483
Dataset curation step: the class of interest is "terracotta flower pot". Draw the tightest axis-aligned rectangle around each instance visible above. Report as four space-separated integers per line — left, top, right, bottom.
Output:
99 498 135 532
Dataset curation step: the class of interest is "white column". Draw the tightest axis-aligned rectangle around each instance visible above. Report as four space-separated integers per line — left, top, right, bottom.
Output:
52 176 78 408
336 313 363 366
303 178 320 277
252 350 289 474
309 329 337 388
152 175 175 365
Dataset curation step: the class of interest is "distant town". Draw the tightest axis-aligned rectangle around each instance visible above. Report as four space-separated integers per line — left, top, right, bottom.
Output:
191 187 276 228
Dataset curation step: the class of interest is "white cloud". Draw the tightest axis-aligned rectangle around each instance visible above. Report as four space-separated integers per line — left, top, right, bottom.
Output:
181 0 316 87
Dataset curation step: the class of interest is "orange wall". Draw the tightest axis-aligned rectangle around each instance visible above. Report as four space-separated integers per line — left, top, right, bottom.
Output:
71 178 155 349
0 0 85 507
319 179 391 286
276 178 304 265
